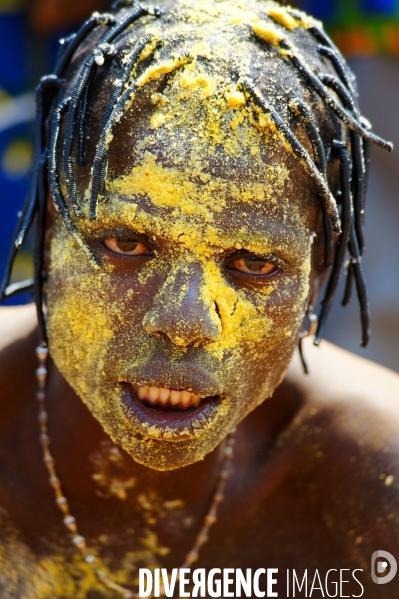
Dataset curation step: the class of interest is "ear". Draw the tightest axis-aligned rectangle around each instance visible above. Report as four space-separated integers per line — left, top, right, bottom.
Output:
307 217 339 312
308 264 330 312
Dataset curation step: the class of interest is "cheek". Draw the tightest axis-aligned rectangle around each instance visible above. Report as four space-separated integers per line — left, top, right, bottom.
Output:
213 257 311 404
199 259 274 360
47 232 115 401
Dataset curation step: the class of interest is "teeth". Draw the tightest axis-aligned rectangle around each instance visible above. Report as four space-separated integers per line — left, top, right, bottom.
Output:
148 386 160 403
159 388 170 404
192 395 201 408
137 387 147 400
170 389 182 406
180 390 192 407
134 386 202 411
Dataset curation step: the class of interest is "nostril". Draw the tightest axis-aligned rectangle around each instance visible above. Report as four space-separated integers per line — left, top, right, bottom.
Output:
214 301 221 321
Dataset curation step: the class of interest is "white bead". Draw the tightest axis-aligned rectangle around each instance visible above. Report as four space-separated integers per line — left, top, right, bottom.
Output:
72 535 86 546
85 554 96 564
95 55 105 66
36 346 49 358
220 469 229 480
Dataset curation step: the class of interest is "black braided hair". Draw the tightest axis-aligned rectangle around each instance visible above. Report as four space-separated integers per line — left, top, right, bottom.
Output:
0 0 392 355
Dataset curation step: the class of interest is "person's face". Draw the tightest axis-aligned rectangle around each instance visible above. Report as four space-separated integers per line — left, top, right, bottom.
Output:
47 69 322 470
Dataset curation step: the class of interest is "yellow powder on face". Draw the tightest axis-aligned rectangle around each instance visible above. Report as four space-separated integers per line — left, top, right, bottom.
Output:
252 22 284 47
48 232 114 397
179 62 219 99
225 85 246 109
150 112 168 128
47 0 321 472
229 109 245 130
108 152 215 222
136 56 192 88
267 6 298 31
199 259 273 360
88 202 278 365
128 57 277 163
138 36 159 62
107 151 290 224
257 109 277 134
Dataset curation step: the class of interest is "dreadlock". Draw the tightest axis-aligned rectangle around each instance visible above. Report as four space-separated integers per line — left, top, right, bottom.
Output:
0 0 392 363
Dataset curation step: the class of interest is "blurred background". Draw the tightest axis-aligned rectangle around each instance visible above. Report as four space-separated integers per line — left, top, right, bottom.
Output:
0 0 398 371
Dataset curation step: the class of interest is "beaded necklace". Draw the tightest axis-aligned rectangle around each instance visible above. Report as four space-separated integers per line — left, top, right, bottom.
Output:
35 345 236 598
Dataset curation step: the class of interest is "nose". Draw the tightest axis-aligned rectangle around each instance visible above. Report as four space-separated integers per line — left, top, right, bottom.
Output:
142 262 222 346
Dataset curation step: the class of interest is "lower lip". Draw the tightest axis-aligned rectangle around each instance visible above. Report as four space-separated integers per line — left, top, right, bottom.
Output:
121 384 221 441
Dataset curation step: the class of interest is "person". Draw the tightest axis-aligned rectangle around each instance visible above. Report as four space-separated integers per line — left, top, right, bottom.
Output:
0 0 398 597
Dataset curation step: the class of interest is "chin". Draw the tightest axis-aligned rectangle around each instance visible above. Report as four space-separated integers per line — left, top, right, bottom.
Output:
105 423 226 471
85 386 239 470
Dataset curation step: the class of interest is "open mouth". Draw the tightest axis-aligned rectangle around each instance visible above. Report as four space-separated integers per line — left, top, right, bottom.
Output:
133 384 203 411
122 382 221 440
120 362 223 440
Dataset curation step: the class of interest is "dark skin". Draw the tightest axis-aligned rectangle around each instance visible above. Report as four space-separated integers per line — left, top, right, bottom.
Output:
1 306 399 598
1 149 399 598
1 24 399 599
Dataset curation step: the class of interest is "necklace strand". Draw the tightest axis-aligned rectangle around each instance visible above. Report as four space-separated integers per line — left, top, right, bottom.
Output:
36 346 236 598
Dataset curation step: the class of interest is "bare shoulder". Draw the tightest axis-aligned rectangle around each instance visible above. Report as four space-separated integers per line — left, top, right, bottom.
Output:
0 304 38 416
288 339 399 447
291 338 399 408
280 340 399 552
0 303 37 352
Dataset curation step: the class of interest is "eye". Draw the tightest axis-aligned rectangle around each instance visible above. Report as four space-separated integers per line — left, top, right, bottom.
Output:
103 238 152 256
227 254 279 276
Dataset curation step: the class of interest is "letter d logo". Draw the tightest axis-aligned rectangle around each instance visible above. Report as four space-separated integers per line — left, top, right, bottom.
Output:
371 550 397 584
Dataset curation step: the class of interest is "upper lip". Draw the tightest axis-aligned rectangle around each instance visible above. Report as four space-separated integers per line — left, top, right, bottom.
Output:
121 359 222 398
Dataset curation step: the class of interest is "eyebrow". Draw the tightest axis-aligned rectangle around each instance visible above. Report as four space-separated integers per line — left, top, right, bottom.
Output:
87 198 307 262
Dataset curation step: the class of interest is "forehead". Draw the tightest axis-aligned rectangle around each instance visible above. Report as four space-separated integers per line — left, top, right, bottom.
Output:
85 150 317 265
78 59 319 250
